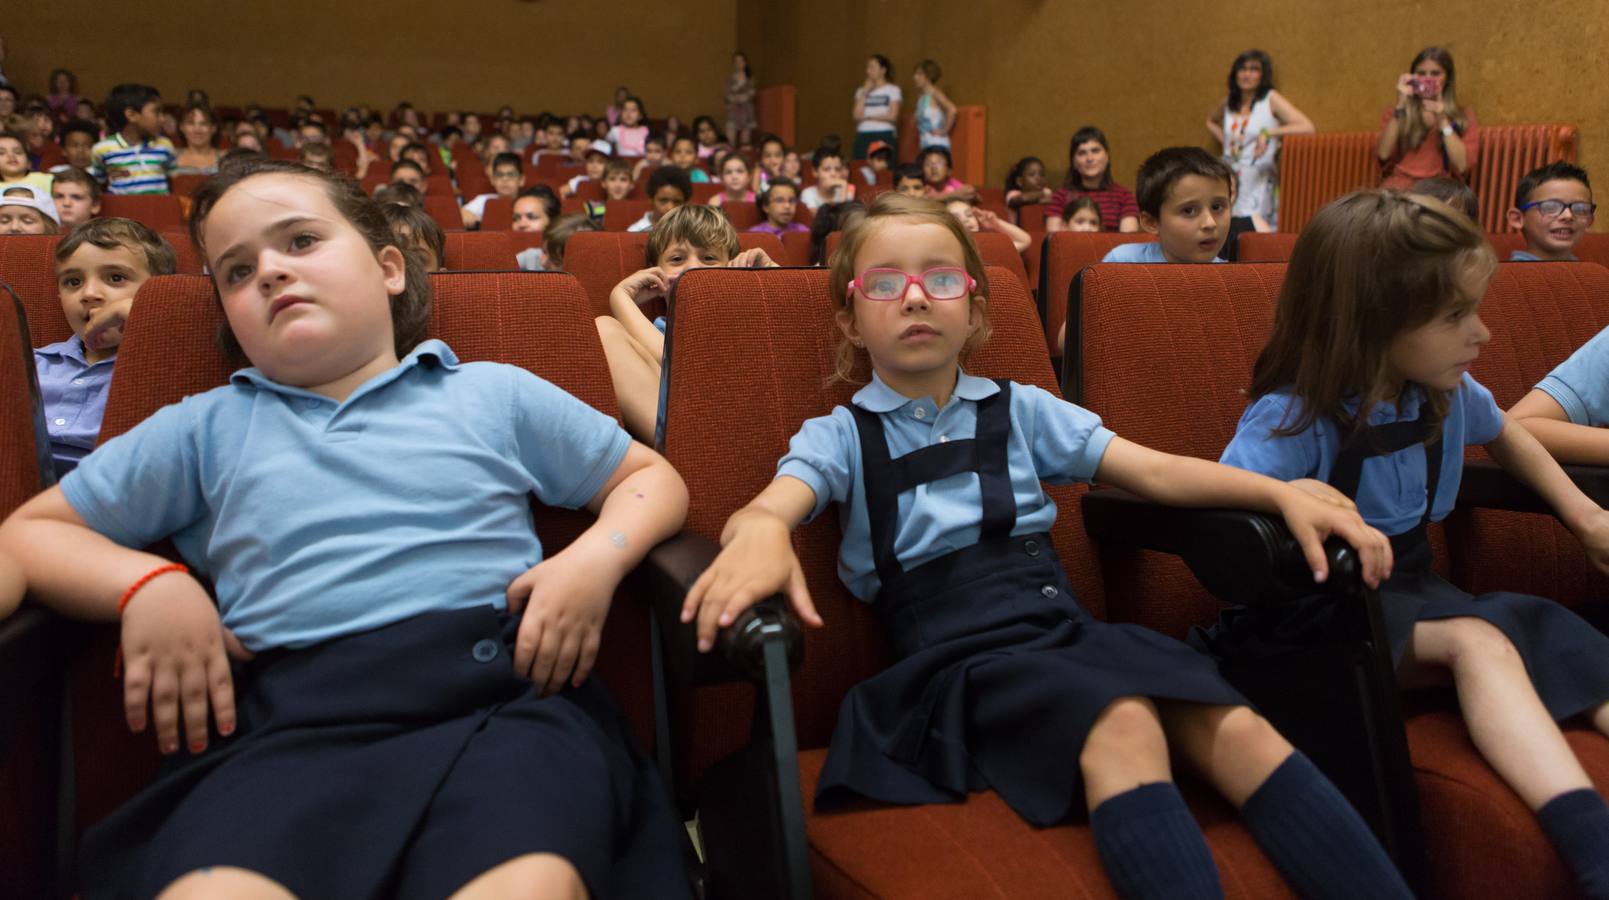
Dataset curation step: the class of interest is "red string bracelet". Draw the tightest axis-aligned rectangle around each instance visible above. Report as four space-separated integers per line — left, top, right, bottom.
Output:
118 563 189 616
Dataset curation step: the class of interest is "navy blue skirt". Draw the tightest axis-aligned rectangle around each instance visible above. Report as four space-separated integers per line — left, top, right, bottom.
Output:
814 533 1248 828
79 605 689 900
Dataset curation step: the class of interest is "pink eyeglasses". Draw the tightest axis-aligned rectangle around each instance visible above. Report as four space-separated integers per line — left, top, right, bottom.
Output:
848 267 975 302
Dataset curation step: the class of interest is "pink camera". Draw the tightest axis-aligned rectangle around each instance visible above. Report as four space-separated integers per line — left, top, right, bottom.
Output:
1412 76 1439 97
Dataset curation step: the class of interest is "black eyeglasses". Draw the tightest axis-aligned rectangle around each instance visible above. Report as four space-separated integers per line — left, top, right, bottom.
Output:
1520 199 1597 220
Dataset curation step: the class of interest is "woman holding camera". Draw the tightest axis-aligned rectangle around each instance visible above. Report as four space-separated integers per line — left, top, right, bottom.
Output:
1378 46 1480 189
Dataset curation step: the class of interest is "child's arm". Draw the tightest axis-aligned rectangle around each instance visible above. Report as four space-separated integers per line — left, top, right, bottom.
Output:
1095 436 1394 586
1485 413 1609 571
852 85 868 121
0 548 22 620
607 267 671 361
682 476 823 651
730 247 780 268
508 442 688 693
975 208 1032 253
1511 389 1609 466
933 87 957 133
0 488 243 754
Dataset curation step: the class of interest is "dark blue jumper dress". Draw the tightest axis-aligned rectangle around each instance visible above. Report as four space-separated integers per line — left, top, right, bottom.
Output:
1200 415 1609 722
812 382 1248 828
78 605 690 900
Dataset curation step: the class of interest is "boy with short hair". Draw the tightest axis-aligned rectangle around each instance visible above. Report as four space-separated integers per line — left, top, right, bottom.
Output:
629 166 690 232
50 167 101 228
379 202 447 273
462 152 525 228
531 118 569 165
389 158 427 193
0 184 58 234
749 177 807 236
34 218 177 475
562 140 612 198
1506 161 1595 262
1101 147 1232 264
633 135 668 181
893 164 926 198
54 120 99 173
859 140 895 186
800 147 855 211
298 142 334 172
90 84 175 195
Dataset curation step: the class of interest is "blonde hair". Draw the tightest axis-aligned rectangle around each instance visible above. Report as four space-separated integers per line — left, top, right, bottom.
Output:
645 203 739 265
828 193 991 383
1249 189 1495 436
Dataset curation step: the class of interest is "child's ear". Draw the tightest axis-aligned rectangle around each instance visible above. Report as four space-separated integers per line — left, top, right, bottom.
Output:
1505 207 1524 233
377 244 408 295
1138 212 1160 235
91 199 102 215
835 308 862 346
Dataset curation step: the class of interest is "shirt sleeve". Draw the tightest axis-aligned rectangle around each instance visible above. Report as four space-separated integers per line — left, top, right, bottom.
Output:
1458 374 1505 445
508 369 632 509
775 410 855 522
1219 393 1319 480
59 398 207 549
1017 384 1116 483
1045 188 1068 219
1536 325 1609 426
1117 186 1139 220
1456 108 1480 175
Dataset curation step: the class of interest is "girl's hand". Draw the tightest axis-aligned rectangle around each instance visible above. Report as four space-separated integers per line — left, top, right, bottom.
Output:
730 247 779 268
682 510 822 652
1252 131 1270 161
1288 478 1356 510
974 207 1004 232
1273 486 1393 588
1573 509 1609 576
1396 74 1416 100
120 571 248 756
507 547 617 695
618 267 671 306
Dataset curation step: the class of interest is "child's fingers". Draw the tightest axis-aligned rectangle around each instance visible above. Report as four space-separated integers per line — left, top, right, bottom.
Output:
122 655 152 733
697 589 743 652
682 568 712 623
208 653 237 738
505 574 534 615
149 662 182 755
546 632 582 696
572 630 602 688
787 567 823 628
1291 522 1330 584
178 659 212 754
529 625 563 694
513 607 545 676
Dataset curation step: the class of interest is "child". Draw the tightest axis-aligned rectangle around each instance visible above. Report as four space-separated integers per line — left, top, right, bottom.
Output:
605 97 650 158
1046 126 1140 233
808 200 867 265
780 149 803 183
50 166 101 228
534 212 601 272
0 131 53 192
601 158 637 203
670 136 711 183
375 182 423 207
55 119 99 174
800 147 855 211
692 116 727 162
945 196 1032 253
1101 147 1231 263
0 184 57 234
893 164 926 198
379 201 447 273
1063 195 1103 232
1409 175 1479 222
34 218 176 476
530 118 568 165
596 204 777 439
0 158 692 899
708 152 754 208
749 177 807 236
629 166 691 233
561 140 611 199
632 135 667 181
566 131 593 166
1214 190 1609 899
512 185 560 236
1005 156 1053 211
683 193 1412 900
387 158 427 194
911 59 957 150
298 142 333 172
1505 161 1594 262
919 146 974 202
752 134 786 192
858 140 894 187
90 84 175 195
461 152 524 229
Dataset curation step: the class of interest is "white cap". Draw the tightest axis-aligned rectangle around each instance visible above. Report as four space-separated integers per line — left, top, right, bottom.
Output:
586 139 613 158
0 183 59 225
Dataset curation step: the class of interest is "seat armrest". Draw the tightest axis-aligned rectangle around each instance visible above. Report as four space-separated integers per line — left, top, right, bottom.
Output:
0 605 67 689
643 530 804 686
1459 458 1609 514
1080 488 1364 606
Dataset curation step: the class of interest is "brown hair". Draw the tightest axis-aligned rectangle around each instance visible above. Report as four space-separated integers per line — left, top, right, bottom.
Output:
378 201 446 272
55 217 176 275
1249 190 1495 436
828 193 991 383
50 166 101 202
917 59 943 83
543 212 602 271
1398 46 1467 153
645 203 739 266
187 158 432 367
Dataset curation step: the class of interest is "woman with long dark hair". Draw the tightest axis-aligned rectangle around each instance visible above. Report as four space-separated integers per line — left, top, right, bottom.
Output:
1205 49 1313 227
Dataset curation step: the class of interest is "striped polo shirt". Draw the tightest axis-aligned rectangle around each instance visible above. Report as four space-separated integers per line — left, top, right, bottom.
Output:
1046 184 1140 232
90 134 175 195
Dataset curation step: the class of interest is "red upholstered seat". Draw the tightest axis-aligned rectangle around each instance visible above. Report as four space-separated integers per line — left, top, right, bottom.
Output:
565 231 789 317
423 195 464 232
602 199 652 232
98 195 185 233
0 234 70 347
1235 233 1298 263
780 231 812 266
1070 261 1609 900
1038 232 1154 356
658 264 1295 897
441 231 515 270
159 231 206 275
480 197 514 231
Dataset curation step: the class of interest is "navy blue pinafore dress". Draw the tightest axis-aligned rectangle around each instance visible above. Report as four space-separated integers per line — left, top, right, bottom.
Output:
812 382 1248 827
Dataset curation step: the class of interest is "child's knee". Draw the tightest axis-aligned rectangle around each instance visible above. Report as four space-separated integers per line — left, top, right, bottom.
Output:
453 853 587 900
1208 705 1288 757
1443 617 1519 668
1081 696 1165 771
158 867 297 900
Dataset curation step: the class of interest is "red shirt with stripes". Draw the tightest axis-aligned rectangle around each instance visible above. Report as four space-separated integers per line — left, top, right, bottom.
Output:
1046 184 1140 231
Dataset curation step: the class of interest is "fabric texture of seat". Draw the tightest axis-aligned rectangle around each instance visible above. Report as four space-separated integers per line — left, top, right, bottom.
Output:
98 195 186 233
441 230 514 270
0 234 70 347
1038 232 1154 357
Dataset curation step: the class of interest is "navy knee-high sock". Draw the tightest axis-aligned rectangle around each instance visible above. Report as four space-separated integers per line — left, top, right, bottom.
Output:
1089 782 1222 900
1239 752 1413 900
1538 788 1609 899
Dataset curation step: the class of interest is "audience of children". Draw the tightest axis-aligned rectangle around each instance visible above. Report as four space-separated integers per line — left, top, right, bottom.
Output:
749 177 807 236
1504 161 1594 261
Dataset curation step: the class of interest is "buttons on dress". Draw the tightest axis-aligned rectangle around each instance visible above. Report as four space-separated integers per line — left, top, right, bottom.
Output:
1024 539 1040 557
1040 585 1059 598
471 639 500 663
53 417 66 426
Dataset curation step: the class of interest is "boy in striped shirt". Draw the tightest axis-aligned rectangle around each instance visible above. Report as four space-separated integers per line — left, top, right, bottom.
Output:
90 84 174 196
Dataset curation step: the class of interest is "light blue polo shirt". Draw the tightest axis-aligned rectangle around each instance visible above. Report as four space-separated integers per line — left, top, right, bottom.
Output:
1220 373 1505 536
34 335 115 477
1510 250 1577 262
62 339 631 650
1537 324 1609 426
1100 241 1228 264
776 369 1115 601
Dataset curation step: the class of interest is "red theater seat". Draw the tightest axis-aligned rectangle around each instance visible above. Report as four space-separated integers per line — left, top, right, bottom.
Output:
565 231 788 316
0 234 69 347
98 195 185 233
441 231 514 270
1037 232 1154 356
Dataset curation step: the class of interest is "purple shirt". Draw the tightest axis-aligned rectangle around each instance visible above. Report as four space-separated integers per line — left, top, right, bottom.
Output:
34 335 114 476
748 221 809 236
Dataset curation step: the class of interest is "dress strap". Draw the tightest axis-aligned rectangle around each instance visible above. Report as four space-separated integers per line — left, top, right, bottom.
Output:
1327 414 1443 531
